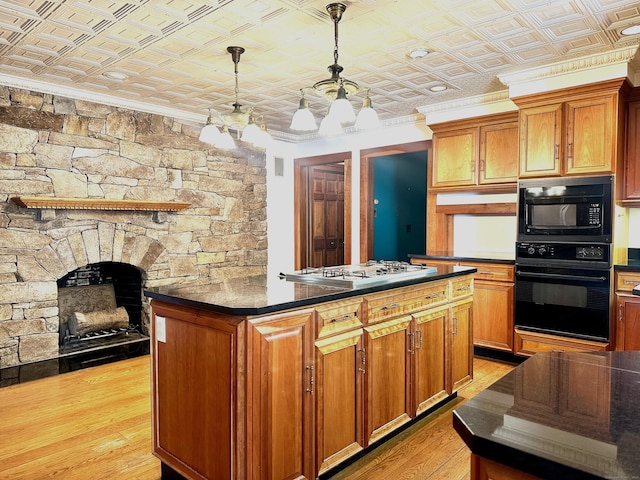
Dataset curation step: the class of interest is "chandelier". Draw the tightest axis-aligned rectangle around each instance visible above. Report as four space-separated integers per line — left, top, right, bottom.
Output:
199 46 271 149
290 2 380 134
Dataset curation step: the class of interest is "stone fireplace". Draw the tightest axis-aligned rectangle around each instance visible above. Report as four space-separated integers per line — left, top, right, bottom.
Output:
0 86 268 368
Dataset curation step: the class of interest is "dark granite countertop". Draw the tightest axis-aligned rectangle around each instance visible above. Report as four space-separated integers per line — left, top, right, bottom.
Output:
409 253 515 265
144 265 476 316
453 351 640 480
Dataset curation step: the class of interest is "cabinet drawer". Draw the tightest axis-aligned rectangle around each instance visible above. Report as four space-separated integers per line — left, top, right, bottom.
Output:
616 271 640 293
315 298 363 339
465 263 514 282
451 276 473 299
514 328 608 356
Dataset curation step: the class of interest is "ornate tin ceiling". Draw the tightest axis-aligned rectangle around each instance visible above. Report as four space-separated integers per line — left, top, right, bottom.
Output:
0 0 639 136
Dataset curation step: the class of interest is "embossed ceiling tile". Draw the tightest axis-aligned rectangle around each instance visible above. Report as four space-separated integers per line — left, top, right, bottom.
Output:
544 16 601 41
474 55 515 72
524 2 587 28
422 52 467 71
437 63 482 81
451 0 514 25
565 32 613 52
475 15 532 41
494 28 551 51
510 44 563 63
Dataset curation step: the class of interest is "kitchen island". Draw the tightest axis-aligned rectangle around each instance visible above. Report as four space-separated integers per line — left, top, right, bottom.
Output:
453 350 640 480
145 264 475 480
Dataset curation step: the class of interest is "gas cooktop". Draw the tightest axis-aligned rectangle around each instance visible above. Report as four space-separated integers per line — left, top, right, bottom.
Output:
283 260 438 288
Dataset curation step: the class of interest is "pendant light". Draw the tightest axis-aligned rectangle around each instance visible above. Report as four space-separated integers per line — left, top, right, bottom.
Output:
290 3 379 133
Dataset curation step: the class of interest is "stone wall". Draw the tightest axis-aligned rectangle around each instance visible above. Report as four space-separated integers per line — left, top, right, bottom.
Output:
0 86 267 367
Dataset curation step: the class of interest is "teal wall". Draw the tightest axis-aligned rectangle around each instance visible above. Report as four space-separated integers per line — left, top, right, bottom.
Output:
373 151 427 261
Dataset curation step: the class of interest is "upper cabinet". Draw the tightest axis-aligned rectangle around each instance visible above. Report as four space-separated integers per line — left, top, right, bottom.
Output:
514 79 627 179
430 112 519 190
623 100 640 201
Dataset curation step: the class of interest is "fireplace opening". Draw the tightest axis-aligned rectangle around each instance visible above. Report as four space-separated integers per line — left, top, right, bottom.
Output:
57 262 149 355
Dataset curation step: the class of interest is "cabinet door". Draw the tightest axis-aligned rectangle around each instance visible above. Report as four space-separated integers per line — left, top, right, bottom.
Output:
565 94 615 175
450 299 473 392
363 316 412 445
151 302 243 480
472 280 514 352
314 329 365 476
412 305 449 415
248 309 314 480
519 103 562 177
432 128 477 188
479 122 518 185
624 101 640 199
616 295 640 351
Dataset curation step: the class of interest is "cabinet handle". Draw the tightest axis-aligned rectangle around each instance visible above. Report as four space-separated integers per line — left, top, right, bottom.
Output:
471 160 475 173
408 332 415 354
455 286 470 293
306 365 314 395
624 279 639 285
453 317 458 335
425 293 442 299
381 303 400 311
358 348 366 373
554 144 559 161
619 304 624 323
330 314 353 323
477 271 494 275
567 142 573 159
416 329 423 350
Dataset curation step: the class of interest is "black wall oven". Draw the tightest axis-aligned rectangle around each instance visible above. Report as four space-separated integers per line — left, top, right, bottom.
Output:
518 175 613 243
515 242 611 342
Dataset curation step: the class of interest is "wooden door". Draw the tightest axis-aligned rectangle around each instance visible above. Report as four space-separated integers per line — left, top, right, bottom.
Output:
624 101 640 199
248 309 314 480
314 329 365 476
472 280 514 352
565 94 615 175
412 305 449 416
363 317 412 445
309 164 344 267
519 103 563 177
449 299 473 392
617 295 640 350
431 128 477 188
479 122 518 185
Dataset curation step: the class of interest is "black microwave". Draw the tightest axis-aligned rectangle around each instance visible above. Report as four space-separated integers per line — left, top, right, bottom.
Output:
517 175 613 242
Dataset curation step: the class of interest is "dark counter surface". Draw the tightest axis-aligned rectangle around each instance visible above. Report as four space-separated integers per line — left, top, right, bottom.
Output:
409 253 515 265
145 265 476 316
453 351 640 480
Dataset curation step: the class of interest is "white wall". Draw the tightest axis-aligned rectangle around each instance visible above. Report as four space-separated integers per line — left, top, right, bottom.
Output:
265 120 432 276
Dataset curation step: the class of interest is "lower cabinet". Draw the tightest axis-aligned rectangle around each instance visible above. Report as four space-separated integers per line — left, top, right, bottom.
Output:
615 270 640 351
150 273 474 480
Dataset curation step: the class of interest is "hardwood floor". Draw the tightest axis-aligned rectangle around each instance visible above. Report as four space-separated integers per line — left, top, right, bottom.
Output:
0 355 514 480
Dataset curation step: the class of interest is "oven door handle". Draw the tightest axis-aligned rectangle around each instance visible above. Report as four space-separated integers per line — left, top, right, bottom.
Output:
515 271 608 283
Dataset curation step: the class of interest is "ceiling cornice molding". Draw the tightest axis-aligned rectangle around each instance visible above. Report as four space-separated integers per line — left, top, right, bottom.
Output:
498 45 640 97
417 90 517 125
0 72 205 125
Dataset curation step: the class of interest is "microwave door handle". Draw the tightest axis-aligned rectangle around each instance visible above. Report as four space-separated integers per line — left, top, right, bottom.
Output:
516 271 608 283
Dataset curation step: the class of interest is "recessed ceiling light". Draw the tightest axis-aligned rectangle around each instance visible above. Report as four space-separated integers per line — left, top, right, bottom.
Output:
430 85 447 92
408 47 430 59
621 25 640 36
103 71 128 80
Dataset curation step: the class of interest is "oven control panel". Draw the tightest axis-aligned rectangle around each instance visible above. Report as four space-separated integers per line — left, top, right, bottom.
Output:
516 242 609 262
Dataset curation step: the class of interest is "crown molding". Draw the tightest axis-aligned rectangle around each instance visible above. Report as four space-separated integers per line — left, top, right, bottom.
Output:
417 90 517 125
498 45 640 97
0 72 206 125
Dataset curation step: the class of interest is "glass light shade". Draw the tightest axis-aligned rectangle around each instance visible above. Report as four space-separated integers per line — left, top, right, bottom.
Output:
328 94 356 125
355 96 380 130
318 114 343 136
253 124 272 149
199 123 221 144
290 97 317 131
215 126 236 149
241 121 261 144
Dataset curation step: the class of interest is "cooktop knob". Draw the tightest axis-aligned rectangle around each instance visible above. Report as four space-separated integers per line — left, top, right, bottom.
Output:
527 246 536 255
538 246 547 255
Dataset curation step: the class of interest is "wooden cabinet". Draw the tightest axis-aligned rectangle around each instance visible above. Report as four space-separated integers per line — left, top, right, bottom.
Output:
412 258 514 353
615 270 640 350
515 80 626 178
514 328 608 356
430 113 518 190
313 299 365 476
623 100 640 200
247 309 315 480
150 272 475 480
